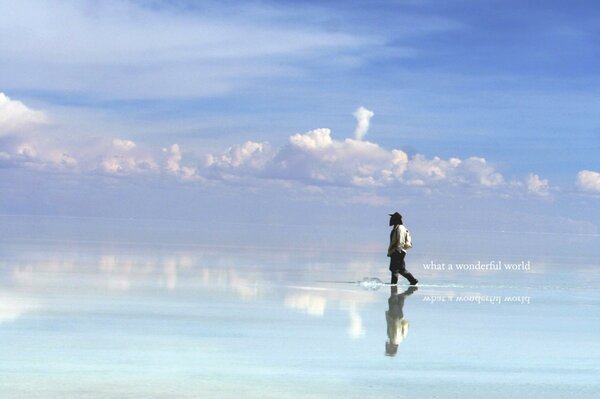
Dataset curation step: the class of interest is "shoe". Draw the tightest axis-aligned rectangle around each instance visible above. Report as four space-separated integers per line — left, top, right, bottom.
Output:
410 279 418 286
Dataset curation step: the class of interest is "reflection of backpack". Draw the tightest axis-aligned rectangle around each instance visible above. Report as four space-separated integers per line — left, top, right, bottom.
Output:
403 228 413 250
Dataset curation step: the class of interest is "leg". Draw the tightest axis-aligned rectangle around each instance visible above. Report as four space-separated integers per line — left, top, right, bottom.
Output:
397 251 418 285
399 269 418 285
390 252 401 285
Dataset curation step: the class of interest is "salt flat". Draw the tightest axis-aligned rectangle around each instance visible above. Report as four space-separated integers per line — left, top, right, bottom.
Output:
1 240 599 398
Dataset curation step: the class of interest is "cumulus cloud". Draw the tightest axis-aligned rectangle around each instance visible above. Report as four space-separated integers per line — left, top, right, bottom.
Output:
234 126 505 191
0 135 79 171
266 128 392 186
99 153 157 175
289 128 333 150
0 126 198 179
205 141 271 170
0 125 190 179
97 138 162 174
527 173 550 196
0 92 47 134
164 144 199 181
458 157 504 187
577 170 600 193
353 106 374 140
0 94 540 196
166 144 182 173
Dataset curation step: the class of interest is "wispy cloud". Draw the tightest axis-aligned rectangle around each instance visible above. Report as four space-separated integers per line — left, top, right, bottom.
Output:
0 1 382 99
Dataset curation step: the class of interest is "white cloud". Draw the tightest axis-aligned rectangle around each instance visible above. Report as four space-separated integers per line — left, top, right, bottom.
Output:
527 173 550 196
166 144 182 173
394 155 504 189
112 138 136 151
0 92 47 134
577 170 600 193
98 139 161 174
353 106 374 140
100 155 155 174
406 154 452 181
201 124 507 192
266 128 392 186
164 144 200 181
459 157 504 187
0 95 531 195
388 149 409 178
2 130 162 175
1 127 196 178
205 141 271 170
0 136 80 171
289 128 333 150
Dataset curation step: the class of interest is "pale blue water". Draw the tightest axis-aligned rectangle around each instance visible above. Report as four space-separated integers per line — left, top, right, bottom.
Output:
1 233 599 398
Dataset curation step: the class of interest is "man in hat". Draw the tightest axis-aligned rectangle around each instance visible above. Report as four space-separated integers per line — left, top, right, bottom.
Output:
387 212 418 285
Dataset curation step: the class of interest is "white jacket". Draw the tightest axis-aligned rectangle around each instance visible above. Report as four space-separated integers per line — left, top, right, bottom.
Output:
387 224 408 256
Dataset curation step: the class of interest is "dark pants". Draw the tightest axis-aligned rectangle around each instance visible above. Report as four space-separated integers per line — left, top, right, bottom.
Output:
389 251 417 285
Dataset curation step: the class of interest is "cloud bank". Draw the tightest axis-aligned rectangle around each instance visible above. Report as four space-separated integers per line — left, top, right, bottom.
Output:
0 93 549 198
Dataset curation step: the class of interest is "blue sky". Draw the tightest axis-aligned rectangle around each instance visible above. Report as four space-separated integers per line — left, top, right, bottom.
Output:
0 0 599 247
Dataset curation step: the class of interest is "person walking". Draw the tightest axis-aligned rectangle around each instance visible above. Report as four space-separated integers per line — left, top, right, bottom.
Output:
387 212 418 285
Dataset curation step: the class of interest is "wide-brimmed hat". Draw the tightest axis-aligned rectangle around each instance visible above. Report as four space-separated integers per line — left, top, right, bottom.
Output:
389 212 403 225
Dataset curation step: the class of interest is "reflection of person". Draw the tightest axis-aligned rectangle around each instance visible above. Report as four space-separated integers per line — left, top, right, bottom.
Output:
385 285 418 356
387 212 418 285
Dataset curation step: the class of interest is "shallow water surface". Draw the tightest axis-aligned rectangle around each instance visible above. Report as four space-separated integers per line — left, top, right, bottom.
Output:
1 241 599 398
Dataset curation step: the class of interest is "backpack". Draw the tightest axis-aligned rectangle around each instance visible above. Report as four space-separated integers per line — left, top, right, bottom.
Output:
403 228 413 250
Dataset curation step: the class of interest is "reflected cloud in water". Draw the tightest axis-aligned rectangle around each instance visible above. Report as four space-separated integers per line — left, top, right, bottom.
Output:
2 241 600 398
1 247 277 326
1 245 382 330
284 293 327 316
4 247 268 295
345 302 365 339
283 286 377 339
0 293 39 324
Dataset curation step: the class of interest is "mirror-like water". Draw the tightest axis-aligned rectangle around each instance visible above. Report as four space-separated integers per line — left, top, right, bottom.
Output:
1 240 599 398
